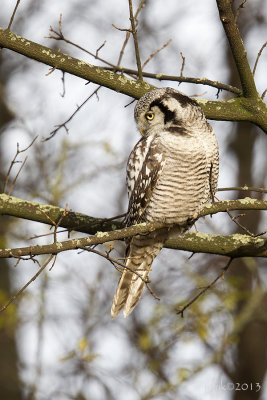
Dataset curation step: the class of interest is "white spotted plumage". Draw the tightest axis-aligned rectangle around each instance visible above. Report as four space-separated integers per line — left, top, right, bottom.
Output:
111 87 219 318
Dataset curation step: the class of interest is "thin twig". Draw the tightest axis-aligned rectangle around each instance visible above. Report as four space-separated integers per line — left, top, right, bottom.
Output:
46 17 241 96
234 0 247 23
177 258 233 318
60 71 66 97
226 209 254 236
142 39 172 70
253 41 267 76
261 89 267 100
116 0 146 67
47 15 116 69
116 30 131 67
7 156 28 196
96 40 106 58
112 24 131 33
217 186 267 194
43 86 101 141
7 0 21 30
82 246 150 283
128 0 143 81
179 52 185 77
3 136 38 193
83 246 160 301
0 255 54 313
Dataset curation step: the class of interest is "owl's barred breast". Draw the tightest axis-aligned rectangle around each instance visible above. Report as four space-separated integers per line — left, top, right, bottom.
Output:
144 131 212 225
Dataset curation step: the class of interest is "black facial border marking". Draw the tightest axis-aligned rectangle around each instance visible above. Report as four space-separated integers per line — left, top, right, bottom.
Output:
150 99 175 124
169 91 199 108
167 126 188 135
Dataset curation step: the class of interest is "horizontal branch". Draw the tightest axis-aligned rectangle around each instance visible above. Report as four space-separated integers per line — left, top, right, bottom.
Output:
0 194 267 259
166 232 267 258
0 221 266 259
1 194 266 235
103 66 242 95
0 28 266 132
0 193 122 234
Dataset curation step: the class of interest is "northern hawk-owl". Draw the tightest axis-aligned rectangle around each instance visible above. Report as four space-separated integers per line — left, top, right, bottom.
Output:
111 87 219 318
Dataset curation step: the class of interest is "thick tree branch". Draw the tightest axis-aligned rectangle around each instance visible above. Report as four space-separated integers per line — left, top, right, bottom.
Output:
0 223 266 259
0 194 266 259
166 233 267 258
216 0 258 98
0 194 122 234
0 28 266 132
1 194 266 235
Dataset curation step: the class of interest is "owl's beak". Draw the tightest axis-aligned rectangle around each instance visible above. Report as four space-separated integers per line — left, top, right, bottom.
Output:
139 129 144 136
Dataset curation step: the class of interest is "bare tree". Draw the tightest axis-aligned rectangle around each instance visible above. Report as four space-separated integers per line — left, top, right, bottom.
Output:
0 0 266 399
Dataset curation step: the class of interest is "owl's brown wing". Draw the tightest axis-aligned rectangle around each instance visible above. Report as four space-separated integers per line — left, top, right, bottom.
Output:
126 135 166 227
111 135 167 318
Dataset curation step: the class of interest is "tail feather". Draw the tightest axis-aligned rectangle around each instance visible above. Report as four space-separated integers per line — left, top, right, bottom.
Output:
123 262 149 317
111 229 168 318
110 268 133 318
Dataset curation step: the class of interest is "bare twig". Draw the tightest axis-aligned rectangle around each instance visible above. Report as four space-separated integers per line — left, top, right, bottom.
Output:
226 209 254 236
82 246 159 300
177 258 233 317
96 40 106 58
116 30 131 67
217 186 267 194
47 15 116 70
128 0 143 81
262 89 267 100
47 17 241 96
112 24 131 33
0 255 55 313
253 41 267 76
142 39 172 70
60 71 66 97
2 28 267 132
179 52 185 77
234 0 247 23
45 66 56 76
43 86 101 141
3 136 38 194
7 156 27 196
116 0 146 67
82 247 149 282
7 0 21 30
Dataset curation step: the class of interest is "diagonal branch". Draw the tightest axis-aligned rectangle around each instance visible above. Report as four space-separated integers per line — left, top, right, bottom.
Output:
128 0 143 81
0 224 266 259
0 28 266 132
216 0 257 98
0 193 123 234
1 194 267 236
0 194 267 259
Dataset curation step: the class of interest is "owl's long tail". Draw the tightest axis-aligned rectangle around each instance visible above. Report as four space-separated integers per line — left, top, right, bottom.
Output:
111 228 169 318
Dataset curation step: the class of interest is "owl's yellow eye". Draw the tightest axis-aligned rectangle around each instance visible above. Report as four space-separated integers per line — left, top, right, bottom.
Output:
145 112 155 121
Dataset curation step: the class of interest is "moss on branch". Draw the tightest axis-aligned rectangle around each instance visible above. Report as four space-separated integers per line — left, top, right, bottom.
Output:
0 28 266 132
0 194 266 259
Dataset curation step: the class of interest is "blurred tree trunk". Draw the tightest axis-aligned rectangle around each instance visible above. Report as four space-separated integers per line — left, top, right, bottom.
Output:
226 2 267 398
0 69 23 398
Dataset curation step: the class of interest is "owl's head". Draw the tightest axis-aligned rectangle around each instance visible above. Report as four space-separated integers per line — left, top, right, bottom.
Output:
134 87 204 136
